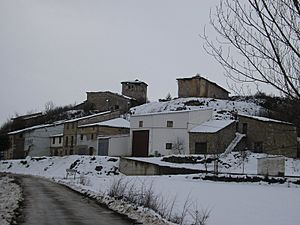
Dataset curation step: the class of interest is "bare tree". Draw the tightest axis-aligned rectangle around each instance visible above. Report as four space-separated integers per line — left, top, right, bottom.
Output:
172 137 185 154
203 0 300 100
44 101 55 113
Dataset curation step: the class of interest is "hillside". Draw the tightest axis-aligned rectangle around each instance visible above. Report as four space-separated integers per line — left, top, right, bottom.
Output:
130 97 264 120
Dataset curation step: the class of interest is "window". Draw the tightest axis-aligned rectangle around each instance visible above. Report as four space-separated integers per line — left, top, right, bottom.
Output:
71 136 74 146
52 137 55 145
195 142 207 154
242 123 248 134
167 121 173 127
139 121 143 127
254 142 263 153
65 136 69 147
66 124 69 130
59 137 62 144
166 143 173 150
80 134 83 141
71 123 74 129
115 105 119 110
91 134 94 140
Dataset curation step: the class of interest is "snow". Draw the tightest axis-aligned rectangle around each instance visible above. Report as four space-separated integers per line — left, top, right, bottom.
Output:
0 175 22 225
8 123 54 135
1 154 300 225
49 133 63 137
65 111 111 123
78 118 130 129
239 113 292 125
189 120 235 133
126 152 300 177
223 133 246 155
130 97 264 120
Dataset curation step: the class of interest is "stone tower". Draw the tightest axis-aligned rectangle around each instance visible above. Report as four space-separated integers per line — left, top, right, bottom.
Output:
121 79 148 105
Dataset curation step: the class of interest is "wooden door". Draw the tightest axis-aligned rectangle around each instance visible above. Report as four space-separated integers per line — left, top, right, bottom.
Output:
132 130 149 157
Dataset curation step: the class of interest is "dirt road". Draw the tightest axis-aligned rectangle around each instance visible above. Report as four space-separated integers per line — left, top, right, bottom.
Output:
18 176 134 225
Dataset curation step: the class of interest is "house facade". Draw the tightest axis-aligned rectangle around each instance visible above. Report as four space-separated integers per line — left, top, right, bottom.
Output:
63 111 120 155
189 120 236 154
50 134 63 156
97 134 130 157
130 109 213 156
237 114 298 158
7 123 64 159
85 91 134 113
76 118 130 155
177 74 229 99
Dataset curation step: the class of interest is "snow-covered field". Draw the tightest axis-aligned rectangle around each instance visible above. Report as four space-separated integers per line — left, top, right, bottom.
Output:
0 175 22 225
1 155 300 225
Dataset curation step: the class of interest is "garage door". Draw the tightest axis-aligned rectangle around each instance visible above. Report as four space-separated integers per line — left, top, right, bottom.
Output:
132 130 149 157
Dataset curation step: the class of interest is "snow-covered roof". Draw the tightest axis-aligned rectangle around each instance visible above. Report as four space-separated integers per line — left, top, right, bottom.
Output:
131 108 212 117
8 124 54 135
49 133 63 138
65 111 111 123
121 79 148 86
86 91 134 100
238 114 293 125
176 74 229 93
78 118 130 129
189 120 235 133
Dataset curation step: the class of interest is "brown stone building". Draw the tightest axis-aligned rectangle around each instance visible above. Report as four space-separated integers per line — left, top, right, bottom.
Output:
121 79 148 105
85 91 133 113
177 74 229 99
63 111 120 155
189 120 236 154
237 114 298 158
83 80 148 113
76 118 130 155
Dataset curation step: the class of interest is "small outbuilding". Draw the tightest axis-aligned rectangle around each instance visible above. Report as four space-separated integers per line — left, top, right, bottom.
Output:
189 120 236 154
237 114 298 158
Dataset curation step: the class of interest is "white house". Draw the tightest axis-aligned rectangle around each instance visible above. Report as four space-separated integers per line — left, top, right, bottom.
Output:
8 122 64 157
130 109 213 156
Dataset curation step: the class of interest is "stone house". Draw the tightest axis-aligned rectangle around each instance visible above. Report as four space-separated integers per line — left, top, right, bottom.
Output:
130 109 213 156
63 111 120 155
83 80 148 113
177 74 229 99
237 114 298 158
7 123 64 159
121 79 148 105
50 133 63 156
189 120 236 154
85 91 134 113
76 118 130 155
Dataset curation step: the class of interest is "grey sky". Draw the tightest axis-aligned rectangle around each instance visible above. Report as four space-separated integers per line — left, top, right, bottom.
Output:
0 0 273 125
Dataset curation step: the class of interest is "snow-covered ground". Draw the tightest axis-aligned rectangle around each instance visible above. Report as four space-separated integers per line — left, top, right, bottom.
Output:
130 97 264 120
1 155 300 225
0 175 22 225
127 152 300 177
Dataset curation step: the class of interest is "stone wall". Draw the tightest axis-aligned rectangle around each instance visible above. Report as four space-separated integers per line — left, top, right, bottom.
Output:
86 91 132 113
257 157 285 176
121 81 147 105
177 76 229 99
189 122 236 154
238 116 298 158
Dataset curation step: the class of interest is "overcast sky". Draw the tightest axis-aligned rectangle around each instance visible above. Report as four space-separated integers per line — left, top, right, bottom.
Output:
0 0 274 125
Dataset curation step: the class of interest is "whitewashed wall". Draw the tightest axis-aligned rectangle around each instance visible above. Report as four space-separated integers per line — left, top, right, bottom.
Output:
108 135 130 156
24 124 64 157
130 109 213 156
